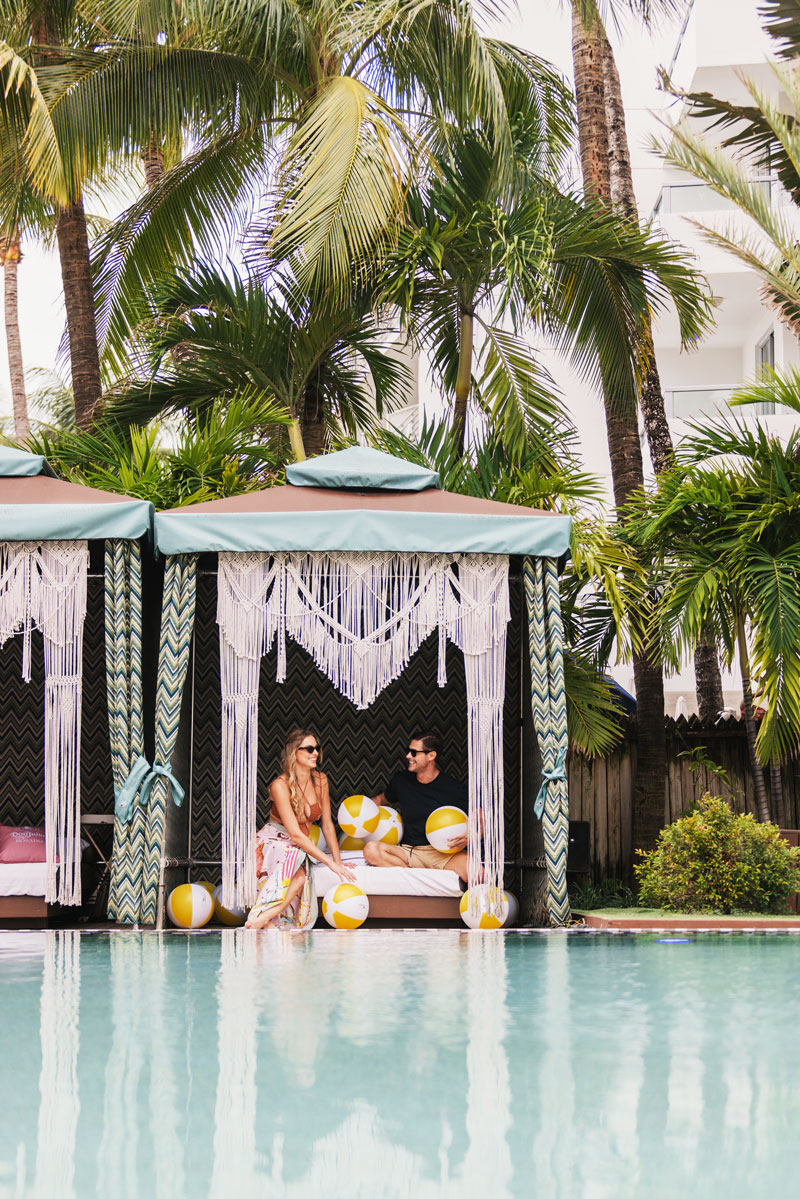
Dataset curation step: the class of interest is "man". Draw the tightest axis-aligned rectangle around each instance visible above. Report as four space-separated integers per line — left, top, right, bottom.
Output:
363 731 470 883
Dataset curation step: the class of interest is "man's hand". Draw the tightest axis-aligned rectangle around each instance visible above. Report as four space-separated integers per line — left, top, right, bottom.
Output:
447 833 467 852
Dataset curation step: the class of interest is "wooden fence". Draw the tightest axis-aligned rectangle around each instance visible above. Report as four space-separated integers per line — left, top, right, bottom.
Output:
569 716 800 882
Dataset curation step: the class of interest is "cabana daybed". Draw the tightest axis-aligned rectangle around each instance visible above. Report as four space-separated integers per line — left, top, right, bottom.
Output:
0 446 152 921
133 447 573 927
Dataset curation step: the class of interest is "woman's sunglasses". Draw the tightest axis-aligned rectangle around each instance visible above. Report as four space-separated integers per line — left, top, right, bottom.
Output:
299 744 320 754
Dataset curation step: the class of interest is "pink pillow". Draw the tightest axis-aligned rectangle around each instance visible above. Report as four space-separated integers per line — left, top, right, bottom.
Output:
0 824 48 863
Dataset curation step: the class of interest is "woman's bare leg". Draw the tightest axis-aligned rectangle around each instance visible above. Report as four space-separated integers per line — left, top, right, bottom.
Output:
246 866 307 929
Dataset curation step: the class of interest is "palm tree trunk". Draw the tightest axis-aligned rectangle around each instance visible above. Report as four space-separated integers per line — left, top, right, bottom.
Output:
769 756 785 827
288 420 306 461
571 8 611 202
142 134 165 190
302 377 326 456
736 612 771 822
599 20 725 728
453 308 474 454
33 9 102 431
56 200 103 430
572 4 666 852
1 232 30 440
694 631 724 722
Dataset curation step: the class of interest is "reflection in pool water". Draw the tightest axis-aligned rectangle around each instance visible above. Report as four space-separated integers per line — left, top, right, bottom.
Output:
1 930 799 1198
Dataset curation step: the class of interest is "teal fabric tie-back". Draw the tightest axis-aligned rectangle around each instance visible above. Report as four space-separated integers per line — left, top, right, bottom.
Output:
140 763 185 810
114 753 150 822
115 756 185 821
534 746 567 819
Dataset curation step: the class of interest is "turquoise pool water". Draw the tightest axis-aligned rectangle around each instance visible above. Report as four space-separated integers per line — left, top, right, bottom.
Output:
1 930 798 1198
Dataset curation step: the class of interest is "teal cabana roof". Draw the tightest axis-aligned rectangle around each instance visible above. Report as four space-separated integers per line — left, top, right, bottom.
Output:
0 445 49 476
286 445 441 491
0 446 153 540
155 446 571 557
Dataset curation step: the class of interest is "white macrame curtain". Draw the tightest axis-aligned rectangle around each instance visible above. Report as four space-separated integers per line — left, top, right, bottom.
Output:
217 551 509 909
0 540 88 904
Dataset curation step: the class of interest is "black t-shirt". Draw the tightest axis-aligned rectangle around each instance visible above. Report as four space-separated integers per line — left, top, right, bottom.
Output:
385 770 468 847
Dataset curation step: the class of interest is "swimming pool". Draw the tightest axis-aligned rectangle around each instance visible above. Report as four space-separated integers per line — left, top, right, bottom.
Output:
0 929 797 1198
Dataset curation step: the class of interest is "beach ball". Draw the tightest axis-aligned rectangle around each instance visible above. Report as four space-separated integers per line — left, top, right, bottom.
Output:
338 794 381 839
197 880 216 898
307 824 329 852
322 883 370 929
339 833 367 852
212 884 246 927
167 883 213 929
366 806 404 845
504 891 520 928
425 806 468 854
459 886 509 930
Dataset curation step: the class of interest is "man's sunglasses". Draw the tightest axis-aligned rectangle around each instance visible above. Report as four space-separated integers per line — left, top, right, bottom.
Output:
299 744 320 754
406 747 429 757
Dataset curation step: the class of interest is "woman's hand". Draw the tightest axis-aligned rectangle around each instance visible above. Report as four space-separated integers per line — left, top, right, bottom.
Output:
447 833 468 852
328 857 356 883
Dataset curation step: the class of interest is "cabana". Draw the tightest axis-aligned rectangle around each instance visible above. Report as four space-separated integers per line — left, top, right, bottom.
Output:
0 446 152 919
140 447 573 926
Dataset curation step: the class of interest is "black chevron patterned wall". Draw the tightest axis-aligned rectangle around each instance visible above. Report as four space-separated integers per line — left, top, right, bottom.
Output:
0 573 113 827
188 568 522 889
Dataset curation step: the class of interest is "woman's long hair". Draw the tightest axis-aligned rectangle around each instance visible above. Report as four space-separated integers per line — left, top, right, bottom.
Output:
281 728 322 823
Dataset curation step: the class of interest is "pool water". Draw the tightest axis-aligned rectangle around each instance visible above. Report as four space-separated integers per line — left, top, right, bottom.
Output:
1 930 798 1198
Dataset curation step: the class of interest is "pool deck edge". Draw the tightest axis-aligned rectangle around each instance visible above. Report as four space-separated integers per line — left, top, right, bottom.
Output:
575 911 800 931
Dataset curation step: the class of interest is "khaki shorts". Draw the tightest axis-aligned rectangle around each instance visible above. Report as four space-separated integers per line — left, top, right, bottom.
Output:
402 844 458 870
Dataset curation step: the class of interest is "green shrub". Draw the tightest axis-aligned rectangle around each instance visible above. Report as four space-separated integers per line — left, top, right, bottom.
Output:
635 794 800 914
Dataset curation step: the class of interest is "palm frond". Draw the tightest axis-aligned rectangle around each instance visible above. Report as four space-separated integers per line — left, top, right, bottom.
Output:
266 75 412 300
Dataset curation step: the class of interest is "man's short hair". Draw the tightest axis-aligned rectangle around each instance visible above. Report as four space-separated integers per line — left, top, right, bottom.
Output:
410 730 442 759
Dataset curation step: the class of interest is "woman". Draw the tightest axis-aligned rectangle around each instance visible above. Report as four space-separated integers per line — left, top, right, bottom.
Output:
245 728 355 929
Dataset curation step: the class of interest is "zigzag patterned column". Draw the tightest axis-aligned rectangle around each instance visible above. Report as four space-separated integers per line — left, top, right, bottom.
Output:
106 540 146 922
524 556 571 927
139 554 196 924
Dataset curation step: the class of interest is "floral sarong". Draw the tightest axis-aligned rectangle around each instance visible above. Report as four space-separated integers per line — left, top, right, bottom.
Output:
247 823 316 928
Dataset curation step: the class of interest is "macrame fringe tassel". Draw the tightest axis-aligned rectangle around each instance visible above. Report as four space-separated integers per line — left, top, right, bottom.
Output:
0 541 88 905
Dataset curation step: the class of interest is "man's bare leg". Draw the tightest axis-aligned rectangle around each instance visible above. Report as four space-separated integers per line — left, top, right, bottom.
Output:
245 866 306 929
363 842 411 868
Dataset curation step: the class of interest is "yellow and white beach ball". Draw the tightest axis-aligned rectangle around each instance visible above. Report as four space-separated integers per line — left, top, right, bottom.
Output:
212 884 246 927
459 886 509 930
366 805 404 845
338 794 381 839
307 824 329 852
339 833 367 852
504 891 520 928
425 806 468 854
167 883 213 929
322 883 370 929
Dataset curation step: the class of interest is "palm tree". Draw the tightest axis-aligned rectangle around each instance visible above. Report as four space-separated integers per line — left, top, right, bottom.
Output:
628 393 800 823
568 0 726 846
0 226 28 439
68 0 574 372
104 264 411 457
380 126 712 461
1 3 106 427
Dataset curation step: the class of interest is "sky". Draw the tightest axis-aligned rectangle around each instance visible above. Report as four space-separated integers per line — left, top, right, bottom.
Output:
0 3 688 424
